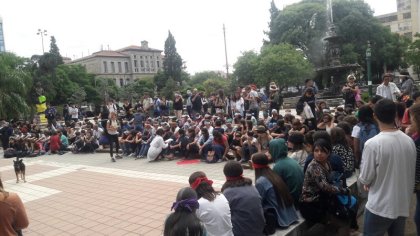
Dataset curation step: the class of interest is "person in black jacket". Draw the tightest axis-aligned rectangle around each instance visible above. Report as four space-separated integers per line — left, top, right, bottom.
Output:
296 88 317 130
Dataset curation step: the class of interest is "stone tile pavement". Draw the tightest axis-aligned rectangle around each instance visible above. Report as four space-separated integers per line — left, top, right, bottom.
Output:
0 152 256 236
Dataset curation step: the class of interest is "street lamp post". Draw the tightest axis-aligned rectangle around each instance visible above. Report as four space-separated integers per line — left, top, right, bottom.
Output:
37 29 47 53
366 41 372 97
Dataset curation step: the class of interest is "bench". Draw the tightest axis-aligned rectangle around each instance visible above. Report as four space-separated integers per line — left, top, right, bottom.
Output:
272 174 364 236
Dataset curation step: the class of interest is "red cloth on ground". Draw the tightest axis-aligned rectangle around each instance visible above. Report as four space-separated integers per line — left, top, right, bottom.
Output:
49 135 61 152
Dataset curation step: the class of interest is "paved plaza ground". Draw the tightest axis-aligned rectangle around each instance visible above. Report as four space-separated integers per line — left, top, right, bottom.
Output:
0 150 417 236
0 151 256 236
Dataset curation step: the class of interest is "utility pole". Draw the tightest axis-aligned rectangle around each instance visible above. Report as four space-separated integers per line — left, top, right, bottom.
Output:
223 24 229 78
37 29 47 53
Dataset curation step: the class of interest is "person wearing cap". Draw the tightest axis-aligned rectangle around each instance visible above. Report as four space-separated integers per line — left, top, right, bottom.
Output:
221 161 265 236
269 83 283 116
376 73 401 102
342 74 360 109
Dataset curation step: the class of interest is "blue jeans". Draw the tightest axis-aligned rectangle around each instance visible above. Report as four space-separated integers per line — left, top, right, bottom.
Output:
364 209 406 236
138 143 150 156
212 144 225 162
415 191 420 234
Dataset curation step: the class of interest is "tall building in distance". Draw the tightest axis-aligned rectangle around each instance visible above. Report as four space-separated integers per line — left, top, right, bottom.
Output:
67 40 163 87
0 16 5 52
376 0 420 41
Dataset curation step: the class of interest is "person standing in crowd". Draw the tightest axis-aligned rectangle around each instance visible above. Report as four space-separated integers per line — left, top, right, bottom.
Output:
45 103 57 129
173 92 184 120
192 89 203 118
122 99 132 120
268 82 283 116
107 112 121 162
359 99 416 236
376 73 401 102
270 138 304 205
252 153 299 231
342 74 360 109
408 103 420 234
68 104 79 122
142 93 153 118
163 187 205 236
0 176 29 236
231 92 244 118
188 171 233 236
245 86 260 119
222 161 265 236
399 70 414 104
296 87 317 130
302 79 318 95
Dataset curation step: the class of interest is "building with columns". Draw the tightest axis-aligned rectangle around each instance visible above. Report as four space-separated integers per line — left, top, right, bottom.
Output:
376 0 420 41
67 41 163 87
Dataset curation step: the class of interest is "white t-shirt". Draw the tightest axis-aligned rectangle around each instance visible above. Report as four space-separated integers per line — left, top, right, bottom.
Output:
359 130 416 219
351 125 360 138
69 107 79 119
196 194 233 236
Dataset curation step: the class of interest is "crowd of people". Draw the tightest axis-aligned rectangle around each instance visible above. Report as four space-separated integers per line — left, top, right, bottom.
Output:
1 72 420 235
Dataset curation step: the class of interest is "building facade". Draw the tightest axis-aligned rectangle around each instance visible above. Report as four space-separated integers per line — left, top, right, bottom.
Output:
376 0 420 40
0 17 5 52
67 41 163 87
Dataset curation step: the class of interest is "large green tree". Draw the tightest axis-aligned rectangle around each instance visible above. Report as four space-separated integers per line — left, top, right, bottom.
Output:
267 0 408 74
0 53 32 119
405 33 420 79
233 44 314 89
161 31 183 85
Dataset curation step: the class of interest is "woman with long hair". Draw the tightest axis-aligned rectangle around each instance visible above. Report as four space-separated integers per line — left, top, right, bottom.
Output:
107 111 121 162
352 105 379 168
288 132 308 168
330 127 355 178
0 176 29 236
409 103 420 233
222 161 265 236
188 171 233 236
163 187 205 236
300 138 353 236
252 153 299 230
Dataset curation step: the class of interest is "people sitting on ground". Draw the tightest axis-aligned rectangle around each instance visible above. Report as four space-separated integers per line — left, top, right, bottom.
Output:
163 187 205 236
188 171 233 236
221 161 265 236
252 153 299 232
287 132 308 168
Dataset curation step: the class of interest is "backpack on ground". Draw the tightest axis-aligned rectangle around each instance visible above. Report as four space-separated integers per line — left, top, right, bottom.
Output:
358 123 379 152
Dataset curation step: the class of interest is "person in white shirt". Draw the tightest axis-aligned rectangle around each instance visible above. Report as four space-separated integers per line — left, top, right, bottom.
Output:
359 99 416 235
147 128 171 162
68 104 79 122
189 171 233 236
376 73 401 102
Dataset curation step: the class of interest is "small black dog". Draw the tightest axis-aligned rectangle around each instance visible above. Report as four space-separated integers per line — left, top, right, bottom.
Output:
13 156 26 183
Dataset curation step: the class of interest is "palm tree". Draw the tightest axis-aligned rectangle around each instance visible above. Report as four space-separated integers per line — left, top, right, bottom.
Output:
0 52 32 120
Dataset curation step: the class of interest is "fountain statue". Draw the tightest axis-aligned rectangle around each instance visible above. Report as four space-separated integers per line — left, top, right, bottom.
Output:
315 0 361 98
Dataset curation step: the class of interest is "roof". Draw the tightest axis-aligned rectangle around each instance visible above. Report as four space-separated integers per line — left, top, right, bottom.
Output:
117 45 162 53
92 50 129 57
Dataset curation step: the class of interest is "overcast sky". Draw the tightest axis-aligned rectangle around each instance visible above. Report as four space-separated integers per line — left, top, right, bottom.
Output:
2 0 396 74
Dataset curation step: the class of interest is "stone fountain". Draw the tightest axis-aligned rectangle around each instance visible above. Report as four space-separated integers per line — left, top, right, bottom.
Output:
315 0 360 98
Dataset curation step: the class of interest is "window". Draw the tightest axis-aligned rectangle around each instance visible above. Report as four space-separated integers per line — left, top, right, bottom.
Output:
134 60 138 67
135 68 139 72
126 78 130 85
120 78 124 87
140 61 144 67
146 61 149 67
118 62 122 73
140 56 143 59
103 61 108 73
403 12 411 19
150 56 153 59
111 62 115 73
134 55 136 58
124 62 129 73
157 61 160 68
379 14 398 23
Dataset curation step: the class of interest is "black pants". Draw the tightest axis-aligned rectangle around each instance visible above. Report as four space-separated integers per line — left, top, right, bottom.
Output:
108 134 119 157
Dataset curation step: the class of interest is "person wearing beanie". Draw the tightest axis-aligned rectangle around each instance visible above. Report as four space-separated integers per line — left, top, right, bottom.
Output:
221 161 265 236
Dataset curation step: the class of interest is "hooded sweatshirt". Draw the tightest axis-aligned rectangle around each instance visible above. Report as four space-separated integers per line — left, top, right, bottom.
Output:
271 139 304 204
